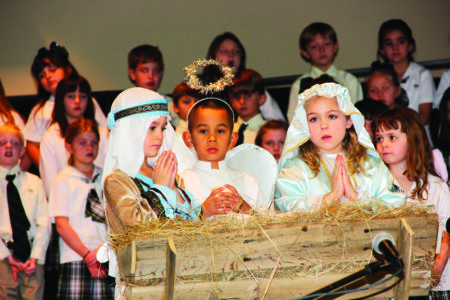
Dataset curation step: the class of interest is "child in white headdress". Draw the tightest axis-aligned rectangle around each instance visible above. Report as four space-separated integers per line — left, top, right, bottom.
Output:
102 88 199 233
275 83 405 212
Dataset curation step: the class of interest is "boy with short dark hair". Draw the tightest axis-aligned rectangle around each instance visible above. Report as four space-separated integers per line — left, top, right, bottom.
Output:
179 99 266 217
228 69 267 145
127 44 179 126
0 124 50 300
287 22 363 122
172 83 202 134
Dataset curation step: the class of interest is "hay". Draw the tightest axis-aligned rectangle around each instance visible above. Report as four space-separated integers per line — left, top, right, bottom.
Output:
110 202 434 288
109 202 431 252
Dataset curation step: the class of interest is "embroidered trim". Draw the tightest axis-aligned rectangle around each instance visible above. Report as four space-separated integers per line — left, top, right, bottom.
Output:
114 103 168 122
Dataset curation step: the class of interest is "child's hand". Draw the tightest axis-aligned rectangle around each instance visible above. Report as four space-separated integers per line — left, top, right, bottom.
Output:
153 151 176 187
7 255 24 281
23 258 37 277
220 185 252 214
169 153 178 190
324 155 344 205
342 159 358 200
84 247 107 278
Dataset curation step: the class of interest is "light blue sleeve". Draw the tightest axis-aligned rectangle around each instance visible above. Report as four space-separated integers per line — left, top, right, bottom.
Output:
274 158 326 212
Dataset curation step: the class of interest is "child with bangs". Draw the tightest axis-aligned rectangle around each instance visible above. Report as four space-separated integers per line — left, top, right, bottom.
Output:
179 98 266 217
366 61 408 109
48 119 114 299
172 82 202 134
228 69 267 146
275 83 405 212
287 22 363 122
39 75 109 197
374 107 450 296
24 42 106 168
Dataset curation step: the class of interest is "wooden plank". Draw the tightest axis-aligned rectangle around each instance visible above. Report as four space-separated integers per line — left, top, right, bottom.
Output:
118 215 438 298
164 238 177 300
394 218 414 299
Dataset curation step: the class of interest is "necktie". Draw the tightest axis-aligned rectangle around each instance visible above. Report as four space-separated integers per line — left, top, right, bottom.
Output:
84 173 105 223
6 174 31 262
236 123 248 146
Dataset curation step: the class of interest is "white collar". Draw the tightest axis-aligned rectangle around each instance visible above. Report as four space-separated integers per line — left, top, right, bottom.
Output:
194 160 227 171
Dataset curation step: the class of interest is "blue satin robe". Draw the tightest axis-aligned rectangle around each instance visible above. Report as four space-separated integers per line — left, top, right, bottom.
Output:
274 155 405 212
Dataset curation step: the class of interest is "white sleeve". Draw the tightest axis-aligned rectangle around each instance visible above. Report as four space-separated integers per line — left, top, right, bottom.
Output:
259 90 286 121
39 131 59 196
434 69 450 108
93 98 107 128
48 176 70 218
30 178 50 263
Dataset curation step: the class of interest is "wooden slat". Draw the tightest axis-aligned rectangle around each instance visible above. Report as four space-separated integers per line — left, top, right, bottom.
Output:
118 215 438 299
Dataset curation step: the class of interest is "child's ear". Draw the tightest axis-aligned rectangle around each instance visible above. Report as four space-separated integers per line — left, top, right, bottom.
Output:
182 131 194 148
229 132 238 149
65 142 74 154
300 49 310 60
128 68 137 82
333 41 339 55
346 117 353 129
19 147 26 159
173 104 179 114
258 94 267 106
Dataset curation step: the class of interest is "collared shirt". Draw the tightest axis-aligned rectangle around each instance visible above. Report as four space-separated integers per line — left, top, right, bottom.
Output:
0 165 50 264
434 68 450 108
39 122 109 196
48 165 105 264
401 62 435 112
178 160 265 211
287 64 363 122
233 113 266 145
23 96 107 143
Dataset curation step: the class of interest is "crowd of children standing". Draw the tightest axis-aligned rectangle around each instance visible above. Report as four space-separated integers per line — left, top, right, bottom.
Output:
1 18 450 299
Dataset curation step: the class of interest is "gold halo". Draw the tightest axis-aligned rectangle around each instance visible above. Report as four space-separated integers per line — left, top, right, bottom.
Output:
183 59 234 94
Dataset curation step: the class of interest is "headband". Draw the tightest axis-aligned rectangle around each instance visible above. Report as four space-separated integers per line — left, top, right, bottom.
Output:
107 99 169 129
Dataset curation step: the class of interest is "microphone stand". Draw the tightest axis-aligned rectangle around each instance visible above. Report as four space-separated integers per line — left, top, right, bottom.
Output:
302 259 402 299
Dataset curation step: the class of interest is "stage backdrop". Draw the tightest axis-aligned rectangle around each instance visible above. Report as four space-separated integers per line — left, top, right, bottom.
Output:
1 0 449 96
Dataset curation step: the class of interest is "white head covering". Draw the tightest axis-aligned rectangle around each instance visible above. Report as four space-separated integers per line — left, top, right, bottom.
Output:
102 87 173 182
279 83 378 169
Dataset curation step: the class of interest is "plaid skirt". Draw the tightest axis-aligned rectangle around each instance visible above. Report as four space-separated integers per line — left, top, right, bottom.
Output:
429 290 450 299
57 261 114 300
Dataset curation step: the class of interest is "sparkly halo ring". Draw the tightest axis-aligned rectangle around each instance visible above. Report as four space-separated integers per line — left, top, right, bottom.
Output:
183 59 234 94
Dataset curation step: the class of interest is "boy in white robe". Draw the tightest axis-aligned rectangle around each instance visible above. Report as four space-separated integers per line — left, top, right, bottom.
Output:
179 98 266 217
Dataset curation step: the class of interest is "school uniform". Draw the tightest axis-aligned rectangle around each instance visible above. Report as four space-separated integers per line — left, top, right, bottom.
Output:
39 123 109 196
0 165 50 300
233 113 266 145
287 64 363 122
48 165 113 299
23 96 107 143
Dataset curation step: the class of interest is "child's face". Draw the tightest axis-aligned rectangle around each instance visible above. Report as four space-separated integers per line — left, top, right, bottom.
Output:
143 116 167 159
305 96 352 154
261 129 286 162
301 35 338 71
174 95 198 121
0 132 24 170
229 90 266 122
64 87 88 123
216 39 241 71
375 124 408 169
187 107 236 169
65 131 99 166
380 30 413 65
39 62 66 96
129 62 163 91
367 73 400 109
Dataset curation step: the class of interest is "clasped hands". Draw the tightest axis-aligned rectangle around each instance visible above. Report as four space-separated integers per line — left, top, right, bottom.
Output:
323 154 358 206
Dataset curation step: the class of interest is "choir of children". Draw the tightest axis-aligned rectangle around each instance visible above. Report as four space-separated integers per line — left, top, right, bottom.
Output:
1 17 449 298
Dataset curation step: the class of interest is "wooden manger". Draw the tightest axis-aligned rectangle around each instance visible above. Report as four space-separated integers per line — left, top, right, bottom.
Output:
113 211 438 300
